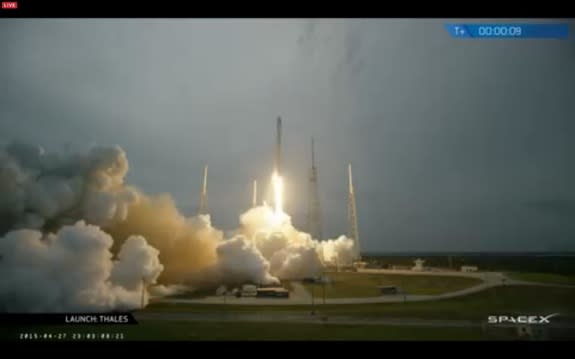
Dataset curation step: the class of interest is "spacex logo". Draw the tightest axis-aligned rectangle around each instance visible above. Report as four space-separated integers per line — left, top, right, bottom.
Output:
488 313 559 325
1 1 18 9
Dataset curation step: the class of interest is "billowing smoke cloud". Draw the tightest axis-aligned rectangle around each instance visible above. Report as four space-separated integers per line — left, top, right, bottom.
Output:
317 235 355 267
0 221 162 313
80 147 355 287
110 236 163 290
270 246 323 280
0 143 197 312
0 142 355 312
215 236 279 285
106 197 222 284
0 142 138 233
0 142 222 285
238 206 355 279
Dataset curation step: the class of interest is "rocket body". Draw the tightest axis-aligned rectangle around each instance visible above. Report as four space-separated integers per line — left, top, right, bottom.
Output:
348 163 354 195
252 180 258 208
202 165 208 197
197 165 208 215
275 117 282 175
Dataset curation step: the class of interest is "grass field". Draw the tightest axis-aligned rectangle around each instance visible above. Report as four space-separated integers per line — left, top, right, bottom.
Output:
506 272 575 286
0 320 516 341
302 272 483 298
146 285 575 320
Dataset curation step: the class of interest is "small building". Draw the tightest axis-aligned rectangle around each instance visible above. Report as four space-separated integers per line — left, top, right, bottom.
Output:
461 265 478 272
256 287 289 298
240 284 258 297
412 258 426 271
378 285 402 295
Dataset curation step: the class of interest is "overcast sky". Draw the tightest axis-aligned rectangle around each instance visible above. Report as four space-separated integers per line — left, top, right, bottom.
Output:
1 19 574 252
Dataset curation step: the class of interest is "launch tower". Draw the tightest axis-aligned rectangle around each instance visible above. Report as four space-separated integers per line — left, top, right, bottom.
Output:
307 137 323 240
348 163 361 261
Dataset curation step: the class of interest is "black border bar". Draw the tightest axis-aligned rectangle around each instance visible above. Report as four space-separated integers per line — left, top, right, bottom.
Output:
0 0 573 18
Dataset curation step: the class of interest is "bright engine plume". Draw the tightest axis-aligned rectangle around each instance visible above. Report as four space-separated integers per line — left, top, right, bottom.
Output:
271 116 285 223
271 171 284 221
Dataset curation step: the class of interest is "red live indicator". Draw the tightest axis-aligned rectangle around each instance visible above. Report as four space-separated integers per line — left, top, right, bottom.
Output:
2 1 18 9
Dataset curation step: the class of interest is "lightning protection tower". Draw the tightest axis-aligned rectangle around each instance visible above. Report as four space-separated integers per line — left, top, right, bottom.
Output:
307 137 323 241
348 163 361 261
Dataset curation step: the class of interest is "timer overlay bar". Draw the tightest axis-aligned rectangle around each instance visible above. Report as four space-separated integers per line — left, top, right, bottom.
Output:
445 24 569 39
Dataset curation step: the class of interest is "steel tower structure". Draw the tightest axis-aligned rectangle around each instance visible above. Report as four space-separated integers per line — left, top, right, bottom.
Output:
348 163 361 261
307 137 323 240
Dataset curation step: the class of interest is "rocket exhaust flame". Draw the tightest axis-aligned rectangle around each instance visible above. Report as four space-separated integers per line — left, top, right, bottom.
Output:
271 117 285 223
272 170 284 221
275 117 282 174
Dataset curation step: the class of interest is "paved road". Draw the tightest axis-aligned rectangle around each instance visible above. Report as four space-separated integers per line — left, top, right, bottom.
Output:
143 270 575 338
136 311 478 327
135 311 575 330
153 270 575 306
154 271 501 305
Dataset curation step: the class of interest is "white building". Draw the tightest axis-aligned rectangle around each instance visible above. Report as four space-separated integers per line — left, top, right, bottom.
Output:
241 284 258 297
460 265 478 272
412 258 426 271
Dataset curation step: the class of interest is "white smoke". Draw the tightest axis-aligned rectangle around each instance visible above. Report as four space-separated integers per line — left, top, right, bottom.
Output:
215 235 279 285
110 236 164 291
0 142 139 233
237 205 355 280
270 246 324 279
316 235 355 267
0 142 356 311
149 284 189 297
0 221 163 313
184 205 355 287
156 203 355 287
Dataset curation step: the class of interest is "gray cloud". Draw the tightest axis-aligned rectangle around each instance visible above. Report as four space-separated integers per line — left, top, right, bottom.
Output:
525 199 575 217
